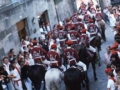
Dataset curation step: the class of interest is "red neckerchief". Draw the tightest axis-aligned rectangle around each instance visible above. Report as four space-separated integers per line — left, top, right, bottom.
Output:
110 77 115 82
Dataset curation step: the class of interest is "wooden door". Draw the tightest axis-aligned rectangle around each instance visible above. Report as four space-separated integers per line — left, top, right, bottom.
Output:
16 19 27 40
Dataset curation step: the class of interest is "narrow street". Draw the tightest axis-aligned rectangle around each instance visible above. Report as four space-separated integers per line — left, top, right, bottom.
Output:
86 24 114 90
59 24 114 90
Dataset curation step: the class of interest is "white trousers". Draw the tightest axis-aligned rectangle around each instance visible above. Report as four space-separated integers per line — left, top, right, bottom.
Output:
13 80 23 90
59 65 66 72
42 59 66 72
87 45 96 53
67 61 87 71
24 78 32 90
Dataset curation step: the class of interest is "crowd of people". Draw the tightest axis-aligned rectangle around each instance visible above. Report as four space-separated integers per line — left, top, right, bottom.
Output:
103 5 120 90
0 1 120 90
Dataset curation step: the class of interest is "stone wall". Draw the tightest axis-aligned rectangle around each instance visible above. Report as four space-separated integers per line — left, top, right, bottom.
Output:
102 0 111 7
0 0 74 65
0 0 11 7
55 0 74 21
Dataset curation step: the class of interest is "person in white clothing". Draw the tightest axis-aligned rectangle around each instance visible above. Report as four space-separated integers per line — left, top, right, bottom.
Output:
24 52 35 66
107 72 116 90
104 46 111 66
9 64 23 90
108 11 116 29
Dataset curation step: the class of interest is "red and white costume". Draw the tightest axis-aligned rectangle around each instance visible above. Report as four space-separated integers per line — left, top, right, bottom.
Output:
47 45 66 71
67 30 80 44
87 23 101 41
95 12 104 22
75 22 85 33
79 33 89 47
79 29 96 53
30 46 50 65
71 16 78 23
57 30 67 46
63 40 87 71
83 13 92 24
95 12 105 27
65 23 74 31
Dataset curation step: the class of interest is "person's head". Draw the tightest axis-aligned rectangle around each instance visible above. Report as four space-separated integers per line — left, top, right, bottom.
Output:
9 49 14 54
106 46 111 54
66 40 73 47
107 72 114 79
111 61 117 70
3 57 9 64
24 52 29 59
9 64 15 71
25 36 29 41
0 66 4 73
110 51 119 62
17 53 24 62
51 44 57 50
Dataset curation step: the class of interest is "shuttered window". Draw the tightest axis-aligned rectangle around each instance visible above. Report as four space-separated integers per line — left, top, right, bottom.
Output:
54 0 62 4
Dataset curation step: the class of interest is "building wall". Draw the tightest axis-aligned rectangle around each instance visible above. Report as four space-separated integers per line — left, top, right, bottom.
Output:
102 0 111 7
55 0 74 21
0 0 74 65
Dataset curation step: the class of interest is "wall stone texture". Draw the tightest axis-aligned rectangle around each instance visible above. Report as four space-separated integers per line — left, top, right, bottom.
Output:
0 0 74 65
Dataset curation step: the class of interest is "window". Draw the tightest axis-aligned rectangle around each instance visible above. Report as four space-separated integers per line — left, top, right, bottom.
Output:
54 0 62 4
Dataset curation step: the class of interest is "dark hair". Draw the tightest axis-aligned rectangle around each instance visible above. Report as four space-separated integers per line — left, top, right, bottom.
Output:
9 64 15 71
3 57 8 62
9 49 14 53
0 66 4 71
33 37 37 40
106 64 111 68
108 72 114 77
10 58 17 64
116 68 120 73
110 54 120 63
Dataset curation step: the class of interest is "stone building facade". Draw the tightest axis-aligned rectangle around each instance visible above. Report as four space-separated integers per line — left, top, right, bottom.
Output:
0 0 74 65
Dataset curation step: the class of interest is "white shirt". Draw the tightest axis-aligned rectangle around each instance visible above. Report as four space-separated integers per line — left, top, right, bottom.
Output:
40 34 45 40
39 28 43 33
3 63 10 75
46 26 50 32
25 58 35 66
104 53 111 65
10 69 21 81
24 40 30 46
108 14 116 27
107 79 115 90
113 69 117 81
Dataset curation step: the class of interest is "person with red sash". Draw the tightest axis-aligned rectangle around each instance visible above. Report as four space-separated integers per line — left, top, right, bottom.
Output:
9 64 23 90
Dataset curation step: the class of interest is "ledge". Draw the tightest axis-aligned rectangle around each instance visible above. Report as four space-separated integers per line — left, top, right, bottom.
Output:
0 0 32 14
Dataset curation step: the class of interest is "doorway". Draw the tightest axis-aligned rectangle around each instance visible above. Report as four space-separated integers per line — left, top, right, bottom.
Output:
37 10 49 27
16 19 27 40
